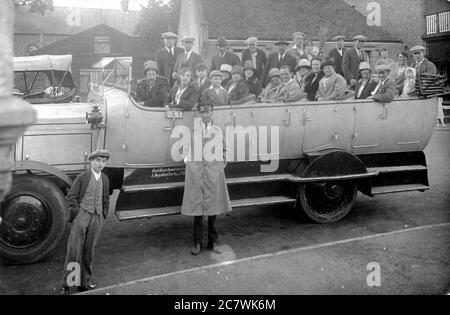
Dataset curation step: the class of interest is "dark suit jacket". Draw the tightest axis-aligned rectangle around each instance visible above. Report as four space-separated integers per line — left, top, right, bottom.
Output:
166 85 201 111
194 78 211 92
136 76 169 107
304 71 325 101
228 80 251 105
67 169 110 222
342 48 370 84
210 52 241 72
327 48 346 76
156 46 184 84
241 48 267 79
262 52 297 87
354 78 378 99
201 86 229 106
412 58 437 78
245 76 262 97
373 78 397 103
173 51 204 77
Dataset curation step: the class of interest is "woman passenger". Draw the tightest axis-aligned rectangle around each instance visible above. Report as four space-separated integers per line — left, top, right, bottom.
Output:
391 51 410 94
220 64 233 90
354 62 378 99
167 67 201 111
228 65 252 105
375 47 394 67
243 60 262 98
304 58 325 101
295 58 312 91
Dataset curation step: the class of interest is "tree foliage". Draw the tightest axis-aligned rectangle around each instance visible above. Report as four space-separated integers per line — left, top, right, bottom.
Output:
13 0 54 14
134 0 181 53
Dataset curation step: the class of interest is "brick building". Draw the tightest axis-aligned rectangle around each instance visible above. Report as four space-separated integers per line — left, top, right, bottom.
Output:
178 0 403 69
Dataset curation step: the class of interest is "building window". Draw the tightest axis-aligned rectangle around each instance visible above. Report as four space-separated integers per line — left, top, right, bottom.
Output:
94 36 111 54
426 15 437 34
439 11 450 32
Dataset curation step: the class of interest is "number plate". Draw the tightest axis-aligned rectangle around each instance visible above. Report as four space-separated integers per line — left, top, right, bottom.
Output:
166 110 183 119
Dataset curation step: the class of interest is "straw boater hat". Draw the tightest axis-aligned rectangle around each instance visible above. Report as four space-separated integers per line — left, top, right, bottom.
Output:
359 62 372 72
353 35 368 41
144 60 158 74
220 64 233 73
88 149 111 161
410 45 426 53
267 68 281 79
332 35 345 41
161 32 177 39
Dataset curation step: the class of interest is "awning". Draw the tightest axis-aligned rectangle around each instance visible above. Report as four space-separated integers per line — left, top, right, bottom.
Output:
14 55 72 72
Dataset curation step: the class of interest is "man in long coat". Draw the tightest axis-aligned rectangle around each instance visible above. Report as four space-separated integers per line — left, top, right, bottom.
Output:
210 37 241 72
155 32 184 86
342 35 370 87
241 37 267 80
180 102 232 255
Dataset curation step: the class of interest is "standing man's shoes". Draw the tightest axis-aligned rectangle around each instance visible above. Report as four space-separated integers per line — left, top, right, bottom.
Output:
191 244 201 255
78 284 97 292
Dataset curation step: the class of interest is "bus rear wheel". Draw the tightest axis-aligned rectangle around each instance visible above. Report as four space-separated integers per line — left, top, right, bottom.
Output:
0 175 68 265
298 181 357 224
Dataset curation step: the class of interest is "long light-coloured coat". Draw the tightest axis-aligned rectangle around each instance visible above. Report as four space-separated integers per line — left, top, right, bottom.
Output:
181 121 232 217
316 73 347 101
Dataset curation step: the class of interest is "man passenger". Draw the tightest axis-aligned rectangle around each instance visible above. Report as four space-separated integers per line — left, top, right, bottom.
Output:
371 64 397 103
194 63 211 93
288 32 307 61
210 37 241 72
241 37 267 80
410 45 437 94
262 39 297 87
155 32 184 86
136 60 169 107
173 36 204 81
343 35 369 87
326 35 346 76
200 70 229 106
279 65 303 102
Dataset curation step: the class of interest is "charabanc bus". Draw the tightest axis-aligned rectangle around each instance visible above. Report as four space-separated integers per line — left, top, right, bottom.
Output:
0 55 443 264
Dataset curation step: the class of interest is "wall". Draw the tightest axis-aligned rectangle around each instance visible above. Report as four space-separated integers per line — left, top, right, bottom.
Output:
343 0 425 47
14 34 67 56
424 0 450 15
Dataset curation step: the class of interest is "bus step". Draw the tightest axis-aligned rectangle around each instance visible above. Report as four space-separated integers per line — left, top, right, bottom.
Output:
115 196 297 221
371 184 429 195
367 165 427 174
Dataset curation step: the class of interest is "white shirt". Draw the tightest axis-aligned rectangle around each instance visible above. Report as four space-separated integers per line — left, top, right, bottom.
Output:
293 45 305 55
201 121 211 135
337 48 344 57
184 50 192 62
278 53 286 62
166 46 174 55
91 169 101 181
357 79 368 98
175 86 188 104
356 48 364 60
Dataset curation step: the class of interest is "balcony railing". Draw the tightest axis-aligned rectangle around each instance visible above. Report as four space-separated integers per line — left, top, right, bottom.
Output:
426 11 450 35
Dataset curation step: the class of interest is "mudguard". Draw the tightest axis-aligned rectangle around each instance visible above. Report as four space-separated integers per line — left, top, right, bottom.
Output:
12 160 73 187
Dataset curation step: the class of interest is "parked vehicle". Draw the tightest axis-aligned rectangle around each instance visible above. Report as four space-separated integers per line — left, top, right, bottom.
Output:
0 56 439 264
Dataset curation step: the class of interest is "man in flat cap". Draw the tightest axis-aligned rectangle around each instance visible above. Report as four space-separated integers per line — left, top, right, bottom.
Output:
241 37 267 80
343 35 370 87
210 37 241 73
326 35 346 77
173 36 204 81
156 32 184 86
410 45 437 92
62 149 111 294
371 64 397 103
262 38 297 87
136 60 170 107
288 32 308 61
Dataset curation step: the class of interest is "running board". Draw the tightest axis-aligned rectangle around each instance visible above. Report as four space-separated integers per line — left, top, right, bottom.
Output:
371 184 429 195
121 172 379 193
367 165 427 174
115 196 297 221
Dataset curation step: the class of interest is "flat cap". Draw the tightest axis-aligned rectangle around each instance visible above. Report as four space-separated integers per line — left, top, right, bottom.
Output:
217 37 228 47
88 149 111 161
410 45 426 53
181 36 195 42
220 64 233 73
353 35 368 41
144 60 158 73
332 35 345 41
359 62 372 72
375 64 391 72
161 32 178 39
209 70 223 78
267 68 281 79
245 37 258 44
243 60 256 70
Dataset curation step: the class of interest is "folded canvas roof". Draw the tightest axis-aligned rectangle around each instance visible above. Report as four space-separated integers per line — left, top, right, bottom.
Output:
14 55 72 72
